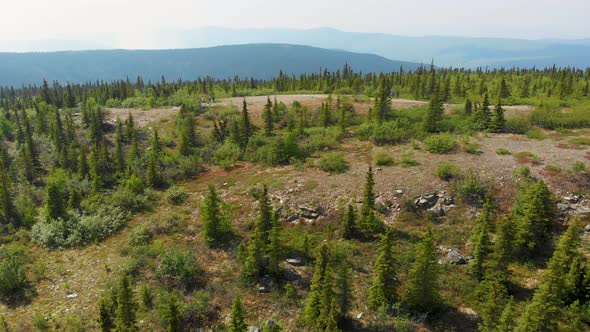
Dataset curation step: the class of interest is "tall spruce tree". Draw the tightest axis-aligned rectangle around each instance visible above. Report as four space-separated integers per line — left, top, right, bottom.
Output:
304 244 331 325
114 274 136 332
228 295 247 332
368 229 399 309
470 192 494 280
512 179 554 258
406 225 440 312
341 204 356 239
263 96 273 136
491 100 506 133
515 222 582 332
423 89 443 133
359 166 381 233
201 184 231 246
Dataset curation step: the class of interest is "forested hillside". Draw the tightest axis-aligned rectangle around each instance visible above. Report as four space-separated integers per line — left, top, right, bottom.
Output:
0 44 421 86
0 64 590 331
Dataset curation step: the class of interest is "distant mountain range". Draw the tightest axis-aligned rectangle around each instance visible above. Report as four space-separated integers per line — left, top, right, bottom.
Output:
0 44 422 86
158 27 590 69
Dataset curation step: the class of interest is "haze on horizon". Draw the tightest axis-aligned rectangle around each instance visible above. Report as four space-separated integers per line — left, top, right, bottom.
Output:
1 0 589 51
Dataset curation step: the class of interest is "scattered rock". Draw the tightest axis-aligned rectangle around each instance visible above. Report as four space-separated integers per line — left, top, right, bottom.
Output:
557 203 570 212
438 246 469 265
257 276 276 293
283 267 303 281
66 293 78 299
459 306 479 319
558 195 590 216
285 258 303 266
248 327 260 332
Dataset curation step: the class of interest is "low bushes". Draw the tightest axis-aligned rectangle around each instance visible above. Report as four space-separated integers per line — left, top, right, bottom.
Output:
317 153 349 174
435 163 461 181
424 133 457 154
166 186 188 205
374 152 395 166
213 141 241 170
157 248 204 291
32 207 130 248
456 172 487 206
0 247 28 301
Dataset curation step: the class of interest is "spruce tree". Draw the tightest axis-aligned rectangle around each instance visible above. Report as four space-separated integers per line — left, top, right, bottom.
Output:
515 222 582 332
263 97 273 136
359 166 381 233
304 244 331 325
465 98 473 116
406 225 440 312
496 298 517 332
334 260 353 323
114 274 136 332
228 294 247 332
423 89 443 133
320 101 331 128
341 204 356 239
482 94 492 130
368 229 399 309
512 180 554 258
146 129 161 187
78 147 89 179
242 234 264 285
114 118 125 174
266 211 283 278
470 192 494 280
162 295 181 332
45 174 65 221
256 185 273 245
491 100 506 133
201 184 231 246
240 99 252 148
0 149 16 226
499 78 511 99
98 296 114 332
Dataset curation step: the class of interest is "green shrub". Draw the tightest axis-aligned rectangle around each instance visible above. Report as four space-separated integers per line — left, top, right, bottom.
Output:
525 128 546 140
496 148 512 155
0 248 28 301
399 150 418 167
435 163 461 181
32 207 130 248
513 166 531 179
543 165 562 173
569 137 590 146
456 172 486 206
374 152 395 166
462 142 479 154
301 127 343 153
128 224 153 246
357 119 417 145
424 133 457 154
166 186 188 205
32 313 49 331
530 106 590 129
213 141 241 170
317 153 349 174
573 161 586 173
505 115 532 134
157 248 203 290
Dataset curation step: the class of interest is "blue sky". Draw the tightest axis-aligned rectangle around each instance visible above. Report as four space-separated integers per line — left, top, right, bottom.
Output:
1 0 588 50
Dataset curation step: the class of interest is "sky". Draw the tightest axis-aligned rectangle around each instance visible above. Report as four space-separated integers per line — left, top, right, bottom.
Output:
1 0 589 50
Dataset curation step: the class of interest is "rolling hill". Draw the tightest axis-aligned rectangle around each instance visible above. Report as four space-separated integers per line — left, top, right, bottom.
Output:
166 27 590 69
0 44 422 86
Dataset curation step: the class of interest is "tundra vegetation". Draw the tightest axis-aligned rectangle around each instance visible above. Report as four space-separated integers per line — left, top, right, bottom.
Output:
0 65 590 331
